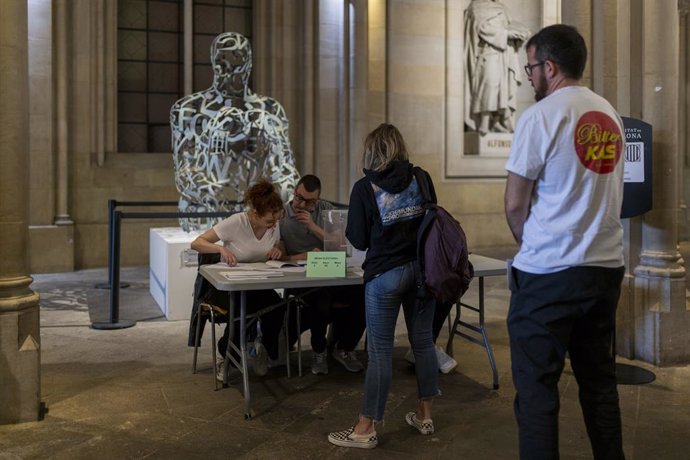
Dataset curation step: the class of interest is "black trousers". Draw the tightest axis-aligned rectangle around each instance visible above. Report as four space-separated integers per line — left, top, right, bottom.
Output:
508 265 625 460
218 289 285 361
289 285 366 353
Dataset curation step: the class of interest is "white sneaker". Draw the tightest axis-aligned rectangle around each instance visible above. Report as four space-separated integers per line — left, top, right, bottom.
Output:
216 357 225 382
404 348 415 365
436 345 458 374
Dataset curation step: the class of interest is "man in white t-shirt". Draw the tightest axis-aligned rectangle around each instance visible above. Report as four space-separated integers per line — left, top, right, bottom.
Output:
504 25 625 460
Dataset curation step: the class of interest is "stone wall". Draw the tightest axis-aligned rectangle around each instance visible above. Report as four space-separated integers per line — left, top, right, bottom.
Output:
27 0 537 272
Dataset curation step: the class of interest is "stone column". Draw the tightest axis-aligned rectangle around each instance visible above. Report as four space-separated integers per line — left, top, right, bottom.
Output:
0 0 42 424
631 2 689 365
55 0 73 225
183 0 193 95
680 0 690 239
350 0 369 188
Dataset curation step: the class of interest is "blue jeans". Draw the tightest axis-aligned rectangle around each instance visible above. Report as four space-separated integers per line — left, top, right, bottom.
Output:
361 261 438 422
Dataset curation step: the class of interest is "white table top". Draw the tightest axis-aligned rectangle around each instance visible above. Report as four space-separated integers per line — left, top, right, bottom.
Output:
200 264 364 292
469 254 508 277
200 254 507 292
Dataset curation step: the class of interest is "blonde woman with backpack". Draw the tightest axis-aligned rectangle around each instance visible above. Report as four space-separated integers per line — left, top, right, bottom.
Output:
327 124 439 449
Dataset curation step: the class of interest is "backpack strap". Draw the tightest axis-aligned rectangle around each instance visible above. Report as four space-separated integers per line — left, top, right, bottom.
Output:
413 167 434 209
413 166 434 300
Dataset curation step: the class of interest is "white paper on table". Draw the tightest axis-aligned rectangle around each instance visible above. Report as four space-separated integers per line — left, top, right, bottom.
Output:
208 262 282 272
220 270 284 280
206 262 293 278
265 260 307 269
277 266 307 273
228 262 305 273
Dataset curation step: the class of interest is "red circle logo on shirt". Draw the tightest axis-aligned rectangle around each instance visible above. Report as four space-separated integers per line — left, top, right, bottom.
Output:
574 111 623 174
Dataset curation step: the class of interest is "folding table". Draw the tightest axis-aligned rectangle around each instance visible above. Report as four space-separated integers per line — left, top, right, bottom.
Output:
200 264 364 419
446 254 507 390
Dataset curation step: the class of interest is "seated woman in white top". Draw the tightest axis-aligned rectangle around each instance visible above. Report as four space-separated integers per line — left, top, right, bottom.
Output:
191 179 286 376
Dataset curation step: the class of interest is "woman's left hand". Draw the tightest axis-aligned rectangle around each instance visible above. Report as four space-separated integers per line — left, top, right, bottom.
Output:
267 247 282 260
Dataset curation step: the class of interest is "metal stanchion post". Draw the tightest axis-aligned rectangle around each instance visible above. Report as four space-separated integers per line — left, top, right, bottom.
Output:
95 199 130 290
92 210 136 330
89 201 236 331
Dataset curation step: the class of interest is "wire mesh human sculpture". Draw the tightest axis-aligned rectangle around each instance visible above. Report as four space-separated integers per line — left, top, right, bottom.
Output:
464 0 530 135
170 32 300 231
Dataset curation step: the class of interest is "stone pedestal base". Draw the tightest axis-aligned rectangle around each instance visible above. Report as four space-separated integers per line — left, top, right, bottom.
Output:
616 273 636 358
618 270 690 366
0 279 41 425
464 132 513 157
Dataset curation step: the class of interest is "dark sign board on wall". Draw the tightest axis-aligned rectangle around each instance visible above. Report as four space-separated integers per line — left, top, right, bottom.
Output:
621 117 653 218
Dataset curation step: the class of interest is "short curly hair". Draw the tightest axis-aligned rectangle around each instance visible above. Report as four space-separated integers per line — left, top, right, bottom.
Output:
244 179 283 216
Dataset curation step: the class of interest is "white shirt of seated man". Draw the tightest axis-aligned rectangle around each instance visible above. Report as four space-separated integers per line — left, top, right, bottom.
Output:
170 31 300 231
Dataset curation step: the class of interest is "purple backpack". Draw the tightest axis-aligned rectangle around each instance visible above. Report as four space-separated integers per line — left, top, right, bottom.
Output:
414 168 474 303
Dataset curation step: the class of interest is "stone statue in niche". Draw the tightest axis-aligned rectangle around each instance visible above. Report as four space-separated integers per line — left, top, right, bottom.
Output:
464 0 530 136
170 32 300 231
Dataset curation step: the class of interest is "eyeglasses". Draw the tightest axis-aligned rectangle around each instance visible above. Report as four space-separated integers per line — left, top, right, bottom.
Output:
294 193 317 207
524 61 545 76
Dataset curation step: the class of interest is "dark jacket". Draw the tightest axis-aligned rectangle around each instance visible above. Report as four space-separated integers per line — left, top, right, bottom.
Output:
187 253 229 347
346 160 436 282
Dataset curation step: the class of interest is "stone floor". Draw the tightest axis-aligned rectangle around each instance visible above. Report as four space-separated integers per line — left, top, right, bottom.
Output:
1 247 689 459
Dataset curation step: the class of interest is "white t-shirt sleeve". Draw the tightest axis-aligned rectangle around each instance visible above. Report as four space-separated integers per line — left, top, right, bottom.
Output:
211 212 281 262
213 213 241 242
505 110 547 181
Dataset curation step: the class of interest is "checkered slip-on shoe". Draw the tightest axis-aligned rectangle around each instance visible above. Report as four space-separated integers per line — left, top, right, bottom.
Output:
405 411 434 435
327 427 378 449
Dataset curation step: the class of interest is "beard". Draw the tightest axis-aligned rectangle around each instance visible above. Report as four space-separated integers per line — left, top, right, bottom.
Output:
533 73 548 101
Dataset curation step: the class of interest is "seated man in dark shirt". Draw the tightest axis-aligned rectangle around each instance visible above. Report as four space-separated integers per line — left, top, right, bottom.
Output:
280 174 366 375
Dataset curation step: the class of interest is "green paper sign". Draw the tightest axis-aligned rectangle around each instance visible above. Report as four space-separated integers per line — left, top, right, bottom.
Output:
306 251 346 278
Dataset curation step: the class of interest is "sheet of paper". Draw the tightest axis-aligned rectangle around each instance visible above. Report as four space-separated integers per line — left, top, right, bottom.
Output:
265 260 307 269
219 270 284 280
277 266 307 273
208 262 279 271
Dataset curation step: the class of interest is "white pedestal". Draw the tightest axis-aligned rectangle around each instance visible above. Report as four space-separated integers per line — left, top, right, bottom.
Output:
149 227 202 321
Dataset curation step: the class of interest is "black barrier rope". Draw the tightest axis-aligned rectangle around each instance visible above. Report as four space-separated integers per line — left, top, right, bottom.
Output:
94 200 178 290
91 199 237 330
92 198 348 330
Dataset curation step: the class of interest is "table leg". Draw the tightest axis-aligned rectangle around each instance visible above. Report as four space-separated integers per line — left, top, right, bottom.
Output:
446 304 459 357
239 290 252 419
210 309 219 391
285 296 292 379
478 277 499 389
297 303 303 377
193 306 202 374
445 276 499 389
223 293 235 388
